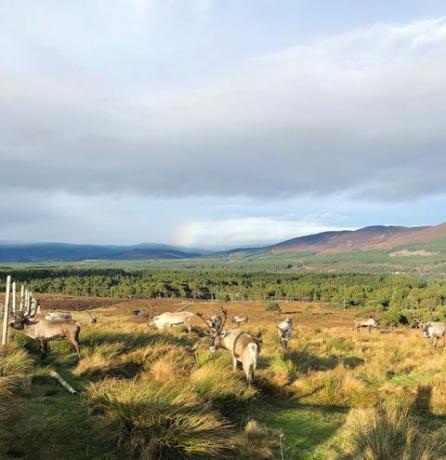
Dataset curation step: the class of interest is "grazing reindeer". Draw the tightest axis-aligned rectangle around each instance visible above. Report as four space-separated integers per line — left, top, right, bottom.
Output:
10 308 81 360
44 312 72 320
148 311 194 335
276 317 293 349
231 314 248 326
422 322 446 349
88 312 97 325
353 317 379 333
197 308 260 385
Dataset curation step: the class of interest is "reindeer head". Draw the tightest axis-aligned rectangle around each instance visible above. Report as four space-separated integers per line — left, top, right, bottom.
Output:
10 310 34 330
196 308 228 352
422 323 433 338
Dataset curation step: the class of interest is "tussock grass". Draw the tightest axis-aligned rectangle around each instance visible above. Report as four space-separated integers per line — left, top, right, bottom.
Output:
149 347 194 383
342 401 446 459
238 419 278 460
85 378 233 459
190 361 257 420
267 352 297 386
293 364 371 408
0 345 33 377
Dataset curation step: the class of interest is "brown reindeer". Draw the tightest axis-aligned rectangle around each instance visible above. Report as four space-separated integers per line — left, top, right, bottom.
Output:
10 307 81 360
197 308 260 385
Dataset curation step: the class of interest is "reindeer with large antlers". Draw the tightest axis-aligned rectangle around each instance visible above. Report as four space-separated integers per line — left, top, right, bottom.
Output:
10 302 81 360
197 308 260 385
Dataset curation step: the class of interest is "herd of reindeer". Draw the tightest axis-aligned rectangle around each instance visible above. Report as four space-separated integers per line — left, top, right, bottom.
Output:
6 300 446 385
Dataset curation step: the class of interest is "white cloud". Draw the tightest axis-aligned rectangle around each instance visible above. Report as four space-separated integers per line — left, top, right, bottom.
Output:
176 217 342 248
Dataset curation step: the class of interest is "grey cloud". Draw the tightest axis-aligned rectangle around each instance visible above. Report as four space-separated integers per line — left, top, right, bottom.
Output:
1 17 446 202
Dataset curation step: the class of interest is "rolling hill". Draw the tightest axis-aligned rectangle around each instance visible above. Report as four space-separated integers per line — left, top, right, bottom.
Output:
2 224 446 274
269 223 446 254
0 242 208 262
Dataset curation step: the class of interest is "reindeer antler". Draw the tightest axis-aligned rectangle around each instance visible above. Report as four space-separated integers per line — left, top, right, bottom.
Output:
178 303 192 312
217 308 227 333
196 312 212 332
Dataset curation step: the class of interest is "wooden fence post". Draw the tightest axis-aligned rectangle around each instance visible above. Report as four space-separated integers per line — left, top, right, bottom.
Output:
1 275 11 346
20 285 24 311
12 282 16 314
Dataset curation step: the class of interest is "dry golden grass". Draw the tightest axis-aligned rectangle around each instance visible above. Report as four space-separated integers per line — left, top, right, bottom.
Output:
341 401 446 459
5 297 446 459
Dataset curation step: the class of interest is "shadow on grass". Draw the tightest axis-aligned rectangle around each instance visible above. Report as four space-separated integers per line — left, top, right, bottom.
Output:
286 348 338 372
258 399 347 459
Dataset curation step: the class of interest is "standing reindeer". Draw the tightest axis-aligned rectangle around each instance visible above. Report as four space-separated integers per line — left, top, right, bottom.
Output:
276 317 293 349
197 308 260 385
10 307 81 360
421 322 446 349
353 317 379 333
88 312 97 325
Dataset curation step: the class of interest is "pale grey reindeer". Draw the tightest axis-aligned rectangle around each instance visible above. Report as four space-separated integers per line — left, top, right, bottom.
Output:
353 317 379 333
148 311 194 335
10 307 81 360
231 314 249 326
44 312 72 320
276 317 293 349
197 308 260 385
422 322 446 349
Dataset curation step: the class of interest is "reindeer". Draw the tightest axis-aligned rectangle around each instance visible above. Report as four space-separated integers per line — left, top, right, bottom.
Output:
276 317 293 349
421 322 446 349
44 312 72 320
197 308 260 385
353 317 379 333
87 312 97 325
231 314 248 326
148 311 194 335
10 307 81 360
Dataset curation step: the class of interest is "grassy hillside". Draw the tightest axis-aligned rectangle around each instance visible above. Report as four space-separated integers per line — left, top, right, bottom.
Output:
2 299 446 459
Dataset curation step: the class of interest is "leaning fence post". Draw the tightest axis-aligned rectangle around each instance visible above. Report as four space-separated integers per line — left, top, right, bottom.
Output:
1 275 11 346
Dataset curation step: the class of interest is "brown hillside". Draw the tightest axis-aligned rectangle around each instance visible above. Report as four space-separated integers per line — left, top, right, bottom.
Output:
271 223 446 254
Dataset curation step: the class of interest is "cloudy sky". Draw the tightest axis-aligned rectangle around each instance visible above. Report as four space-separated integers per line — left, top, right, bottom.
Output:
1 1 446 248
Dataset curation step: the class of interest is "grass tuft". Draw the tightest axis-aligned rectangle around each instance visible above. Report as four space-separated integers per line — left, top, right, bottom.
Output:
85 377 234 459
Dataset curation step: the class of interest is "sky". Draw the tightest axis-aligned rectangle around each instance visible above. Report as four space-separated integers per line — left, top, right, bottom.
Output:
1 0 446 249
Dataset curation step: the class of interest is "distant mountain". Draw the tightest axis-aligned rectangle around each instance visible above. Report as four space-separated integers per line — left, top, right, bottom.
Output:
0 242 209 262
268 223 446 254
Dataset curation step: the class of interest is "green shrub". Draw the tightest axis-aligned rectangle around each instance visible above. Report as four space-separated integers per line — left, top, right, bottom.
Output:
266 302 281 312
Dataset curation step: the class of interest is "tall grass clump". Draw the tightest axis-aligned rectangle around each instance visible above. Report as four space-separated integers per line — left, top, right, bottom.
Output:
267 351 297 386
0 345 33 398
293 365 370 408
149 348 194 384
0 345 33 378
343 401 446 459
189 361 257 421
85 378 233 459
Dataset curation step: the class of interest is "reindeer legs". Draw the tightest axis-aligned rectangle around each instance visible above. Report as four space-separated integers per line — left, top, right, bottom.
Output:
70 338 81 360
40 339 48 355
232 355 238 371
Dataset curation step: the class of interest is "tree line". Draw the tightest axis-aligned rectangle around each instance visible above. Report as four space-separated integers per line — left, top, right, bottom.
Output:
1 268 446 318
